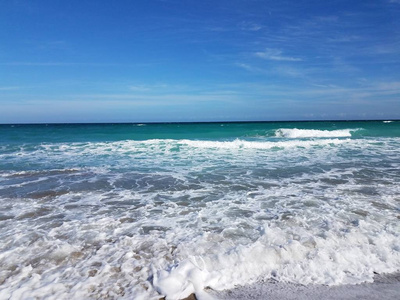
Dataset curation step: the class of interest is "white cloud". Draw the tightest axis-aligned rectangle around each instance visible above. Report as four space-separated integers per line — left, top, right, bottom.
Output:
255 48 302 61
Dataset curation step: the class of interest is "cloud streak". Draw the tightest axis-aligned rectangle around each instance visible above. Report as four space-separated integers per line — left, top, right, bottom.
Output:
238 21 262 32
0 62 124 67
0 86 21 91
254 48 302 61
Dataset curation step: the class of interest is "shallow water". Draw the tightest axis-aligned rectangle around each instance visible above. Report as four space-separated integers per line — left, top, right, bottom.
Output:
0 121 399 299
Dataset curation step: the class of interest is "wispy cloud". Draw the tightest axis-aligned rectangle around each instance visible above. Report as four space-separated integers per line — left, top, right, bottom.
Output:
274 65 305 77
128 85 151 92
0 86 21 91
235 63 269 74
254 48 302 61
35 40 69 51
236 61 313 78
206 26 231 32
376 81 400 91
326 35 361 43
238 21 262 32
128 83 192 93
57 87 243 106
0 62 123 67
217 80 400 102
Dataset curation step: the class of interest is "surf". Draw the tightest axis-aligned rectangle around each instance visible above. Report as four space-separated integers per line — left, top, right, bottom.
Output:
274 128 360 138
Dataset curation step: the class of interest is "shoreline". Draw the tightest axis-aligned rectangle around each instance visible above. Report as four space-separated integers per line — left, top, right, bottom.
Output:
203 272 400 300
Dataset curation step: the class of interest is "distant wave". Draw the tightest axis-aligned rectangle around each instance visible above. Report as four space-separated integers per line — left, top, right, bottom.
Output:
180 138 348 149
274 128 359 138
383 121 393 123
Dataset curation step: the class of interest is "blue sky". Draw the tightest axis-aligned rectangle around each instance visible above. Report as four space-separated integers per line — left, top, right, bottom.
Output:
1 0 400 123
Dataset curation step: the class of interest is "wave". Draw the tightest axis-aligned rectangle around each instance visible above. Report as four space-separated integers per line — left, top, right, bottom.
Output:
180 138 348 149
274 128 359 138
0 168 81 178
0 139 356 163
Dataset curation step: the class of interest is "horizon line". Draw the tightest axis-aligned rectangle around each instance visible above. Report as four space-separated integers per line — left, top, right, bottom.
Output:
1 118 399 126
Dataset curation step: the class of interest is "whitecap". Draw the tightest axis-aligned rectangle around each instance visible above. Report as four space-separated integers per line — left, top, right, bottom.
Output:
274 128 359 138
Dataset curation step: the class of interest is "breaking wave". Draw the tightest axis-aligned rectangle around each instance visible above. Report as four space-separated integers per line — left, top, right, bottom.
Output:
274 128 360 138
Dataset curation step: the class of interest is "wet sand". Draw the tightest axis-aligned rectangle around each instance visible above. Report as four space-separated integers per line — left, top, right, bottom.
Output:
205 273 400 300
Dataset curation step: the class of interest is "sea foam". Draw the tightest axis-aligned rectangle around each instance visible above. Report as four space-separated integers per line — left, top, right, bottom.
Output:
154 221 400 299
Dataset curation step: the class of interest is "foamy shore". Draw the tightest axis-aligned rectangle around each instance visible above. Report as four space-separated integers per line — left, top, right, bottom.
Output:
2 122 400 299
185 272 400 300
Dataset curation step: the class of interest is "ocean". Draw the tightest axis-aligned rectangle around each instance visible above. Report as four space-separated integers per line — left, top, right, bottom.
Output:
0 121 399 299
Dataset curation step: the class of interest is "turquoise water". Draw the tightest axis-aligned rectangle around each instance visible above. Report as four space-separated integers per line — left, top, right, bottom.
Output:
1 120 399 144
0 121 399 299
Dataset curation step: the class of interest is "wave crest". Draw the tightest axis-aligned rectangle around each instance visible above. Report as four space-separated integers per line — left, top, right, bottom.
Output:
275 128 358 138
181 138 347 149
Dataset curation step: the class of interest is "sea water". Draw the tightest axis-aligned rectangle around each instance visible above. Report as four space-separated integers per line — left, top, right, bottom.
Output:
0 121 399 299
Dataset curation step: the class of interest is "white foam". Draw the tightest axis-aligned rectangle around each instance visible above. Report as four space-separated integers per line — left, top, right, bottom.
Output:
275 128 357 138
153 212 400 299
180 138 349 150
1 176 400 300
